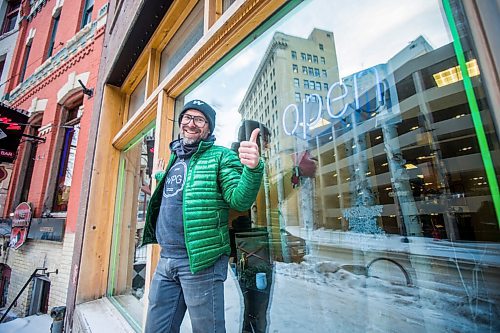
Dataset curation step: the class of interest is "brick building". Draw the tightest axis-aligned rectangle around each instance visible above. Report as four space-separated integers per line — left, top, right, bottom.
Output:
0 0 107 318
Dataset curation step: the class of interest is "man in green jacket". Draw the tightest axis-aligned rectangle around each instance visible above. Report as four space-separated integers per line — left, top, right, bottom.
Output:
144 99 264 333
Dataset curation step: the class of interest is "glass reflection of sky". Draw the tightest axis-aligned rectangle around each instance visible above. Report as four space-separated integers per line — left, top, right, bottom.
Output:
184 0 451 148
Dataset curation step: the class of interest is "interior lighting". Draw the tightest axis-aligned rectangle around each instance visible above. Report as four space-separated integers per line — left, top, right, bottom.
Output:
433 59 480 87
417 175 424 179
375 136 382 140
404 163 418 170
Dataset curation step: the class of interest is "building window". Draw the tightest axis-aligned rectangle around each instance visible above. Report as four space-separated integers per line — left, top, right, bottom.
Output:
304 79 309 89
319 43 324 50
324 83 328 90
308 67 314 76
307 54 312 62
315 82 321 90
18 44 32 83
314 68 320 77
80 0 94 28
295 92 301 102
322 69 327 77
0 56 5 80
301 52 306 61
53 105 81 212
293 78 299 88
292 64 298 73
1 0 20 34
313 55 318 63
46 15 60 59
291 50 297 59
320 56 325 64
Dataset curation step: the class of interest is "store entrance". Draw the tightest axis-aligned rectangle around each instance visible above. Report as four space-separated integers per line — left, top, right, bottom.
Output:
28 276 50 315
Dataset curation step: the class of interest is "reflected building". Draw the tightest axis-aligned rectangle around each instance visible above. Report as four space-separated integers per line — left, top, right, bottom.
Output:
238 29 340 261
239 26 500 264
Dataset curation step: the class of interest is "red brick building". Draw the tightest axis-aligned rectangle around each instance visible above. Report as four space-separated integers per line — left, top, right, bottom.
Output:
0 0 107 318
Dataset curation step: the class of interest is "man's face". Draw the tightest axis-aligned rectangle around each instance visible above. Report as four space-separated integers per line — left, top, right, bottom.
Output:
180 109 210 145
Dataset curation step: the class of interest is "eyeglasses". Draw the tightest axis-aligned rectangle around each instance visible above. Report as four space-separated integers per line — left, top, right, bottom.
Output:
180 114 208 127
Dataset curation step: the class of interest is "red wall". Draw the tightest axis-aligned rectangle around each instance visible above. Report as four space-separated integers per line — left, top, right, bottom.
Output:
4 0 108 233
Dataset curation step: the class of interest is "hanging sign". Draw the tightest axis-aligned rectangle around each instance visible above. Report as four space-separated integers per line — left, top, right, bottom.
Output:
0 102 28 163
9 202 32 249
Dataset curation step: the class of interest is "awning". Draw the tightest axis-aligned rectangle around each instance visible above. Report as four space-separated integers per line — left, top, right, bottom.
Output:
0 102 29 163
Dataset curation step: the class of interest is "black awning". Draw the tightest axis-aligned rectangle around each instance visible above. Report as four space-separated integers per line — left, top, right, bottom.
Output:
0 102 29 163
107 0 174 86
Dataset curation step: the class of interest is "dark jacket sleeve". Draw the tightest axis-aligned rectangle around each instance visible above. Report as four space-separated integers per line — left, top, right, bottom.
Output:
218 149 264 212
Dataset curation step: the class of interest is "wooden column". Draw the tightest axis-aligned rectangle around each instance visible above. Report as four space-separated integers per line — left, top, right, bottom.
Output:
76 85 125 302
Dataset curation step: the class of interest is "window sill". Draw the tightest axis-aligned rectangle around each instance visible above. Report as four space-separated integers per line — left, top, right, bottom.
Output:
73 298 137 333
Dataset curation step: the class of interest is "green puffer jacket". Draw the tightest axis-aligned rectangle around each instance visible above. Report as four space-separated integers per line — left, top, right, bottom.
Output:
142 139 264 273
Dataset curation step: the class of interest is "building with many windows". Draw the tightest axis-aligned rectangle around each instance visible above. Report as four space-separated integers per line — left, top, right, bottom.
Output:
0 0 107 320
0 0 21 217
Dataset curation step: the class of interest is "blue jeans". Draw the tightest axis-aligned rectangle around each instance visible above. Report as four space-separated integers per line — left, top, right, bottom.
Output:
145 255 229 333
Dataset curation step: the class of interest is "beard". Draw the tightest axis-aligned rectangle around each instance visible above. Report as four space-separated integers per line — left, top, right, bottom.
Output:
180 125 209 145
182 136 200 145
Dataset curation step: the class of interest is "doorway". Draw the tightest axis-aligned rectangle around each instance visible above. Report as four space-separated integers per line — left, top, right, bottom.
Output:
28 276 50 315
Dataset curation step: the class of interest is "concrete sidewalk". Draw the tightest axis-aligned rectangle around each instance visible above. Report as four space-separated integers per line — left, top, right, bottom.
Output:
0 314 51 333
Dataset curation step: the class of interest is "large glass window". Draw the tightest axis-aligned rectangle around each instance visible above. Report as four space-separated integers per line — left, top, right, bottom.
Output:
108 128 155 330
173 0 500 332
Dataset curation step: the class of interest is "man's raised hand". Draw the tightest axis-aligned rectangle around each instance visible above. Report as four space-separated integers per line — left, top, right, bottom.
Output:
238 128 260 169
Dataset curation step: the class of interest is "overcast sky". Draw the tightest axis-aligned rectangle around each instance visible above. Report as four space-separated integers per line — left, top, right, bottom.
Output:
185 0 452 147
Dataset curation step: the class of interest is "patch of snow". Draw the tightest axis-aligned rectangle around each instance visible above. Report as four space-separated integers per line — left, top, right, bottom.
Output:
0 314 51 333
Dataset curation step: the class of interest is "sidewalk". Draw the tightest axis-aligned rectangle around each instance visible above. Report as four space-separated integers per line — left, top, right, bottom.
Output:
0 314 51 333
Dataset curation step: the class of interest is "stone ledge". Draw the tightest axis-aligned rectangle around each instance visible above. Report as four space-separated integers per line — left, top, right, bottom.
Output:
73 298 136 333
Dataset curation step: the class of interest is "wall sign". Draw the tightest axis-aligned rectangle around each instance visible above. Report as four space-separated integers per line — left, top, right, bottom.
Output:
28 218 65 242
9 202 32 249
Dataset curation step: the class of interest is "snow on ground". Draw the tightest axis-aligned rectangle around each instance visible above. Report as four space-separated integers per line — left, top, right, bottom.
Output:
213 258 499 333
0 314 51 333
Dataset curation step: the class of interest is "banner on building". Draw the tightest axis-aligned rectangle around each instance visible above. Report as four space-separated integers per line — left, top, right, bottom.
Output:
9 202 32 249
0 102 28 163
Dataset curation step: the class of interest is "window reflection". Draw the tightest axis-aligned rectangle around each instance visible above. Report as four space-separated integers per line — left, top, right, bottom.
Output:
176 0 499 332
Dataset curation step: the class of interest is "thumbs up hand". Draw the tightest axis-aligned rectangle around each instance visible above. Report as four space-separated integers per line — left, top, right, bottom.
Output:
238 128 260 169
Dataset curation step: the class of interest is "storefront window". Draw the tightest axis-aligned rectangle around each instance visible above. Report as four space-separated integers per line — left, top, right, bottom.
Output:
175 0 499 331
108 128 154 330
